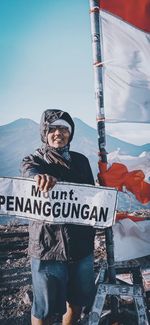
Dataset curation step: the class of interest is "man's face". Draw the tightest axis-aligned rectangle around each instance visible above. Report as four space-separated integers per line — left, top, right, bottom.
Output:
47 126 70 148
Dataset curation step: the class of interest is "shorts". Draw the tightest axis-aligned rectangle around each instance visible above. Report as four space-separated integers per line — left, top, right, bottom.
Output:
31 255 96 319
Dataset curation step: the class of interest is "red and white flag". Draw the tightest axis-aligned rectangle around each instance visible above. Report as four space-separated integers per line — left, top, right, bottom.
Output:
97 0 150 261
113 218 150 261
99 151 150 204
113 209 150 262
99 0 150 122
97 0 150 204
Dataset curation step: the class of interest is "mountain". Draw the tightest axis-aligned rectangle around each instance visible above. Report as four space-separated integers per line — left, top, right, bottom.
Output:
1 117 149 178
72 118 150 176
73 118 150 154
0 119 40 177
0 118 150 214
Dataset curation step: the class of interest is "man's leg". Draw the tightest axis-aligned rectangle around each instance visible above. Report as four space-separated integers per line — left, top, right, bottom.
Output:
65 255 96 324
62 303 82 325
31 258 67 324
31 315 63 325
31 315 52 325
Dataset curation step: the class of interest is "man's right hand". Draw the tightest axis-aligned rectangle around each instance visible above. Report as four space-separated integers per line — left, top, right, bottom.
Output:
34 174 57 192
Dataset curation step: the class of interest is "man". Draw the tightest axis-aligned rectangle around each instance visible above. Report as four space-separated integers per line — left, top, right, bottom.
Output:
21 109 96 325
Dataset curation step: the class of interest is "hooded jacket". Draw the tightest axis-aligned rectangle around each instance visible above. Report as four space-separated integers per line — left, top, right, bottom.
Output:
21 109 95 261
21 151 95 261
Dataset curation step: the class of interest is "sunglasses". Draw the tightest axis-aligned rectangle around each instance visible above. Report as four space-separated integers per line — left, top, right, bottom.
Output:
48 125 70 133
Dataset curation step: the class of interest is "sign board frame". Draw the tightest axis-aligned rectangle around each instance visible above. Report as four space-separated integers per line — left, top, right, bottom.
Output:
0 177 118 228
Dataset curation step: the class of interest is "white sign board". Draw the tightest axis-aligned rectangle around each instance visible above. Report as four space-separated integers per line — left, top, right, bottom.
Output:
0 177 117 228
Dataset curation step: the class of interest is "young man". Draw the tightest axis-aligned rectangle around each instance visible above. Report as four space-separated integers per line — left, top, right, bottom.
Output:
21 109 96 325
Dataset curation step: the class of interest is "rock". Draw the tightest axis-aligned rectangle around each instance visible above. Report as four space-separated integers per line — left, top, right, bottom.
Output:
22 290 32 305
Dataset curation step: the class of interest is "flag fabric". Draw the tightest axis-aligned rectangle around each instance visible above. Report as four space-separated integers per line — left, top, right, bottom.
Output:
97 0 150 203
113 218 150 261
116 211 148 223
100 0 150 32
98 151 150 204
99 0 150 122
97 0 150 262
114 211 150 261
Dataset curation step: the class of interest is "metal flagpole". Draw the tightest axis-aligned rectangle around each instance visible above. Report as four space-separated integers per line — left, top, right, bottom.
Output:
89 0 116 289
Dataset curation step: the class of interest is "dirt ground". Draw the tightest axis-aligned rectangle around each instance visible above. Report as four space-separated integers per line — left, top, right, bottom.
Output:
0 224 32 324
0 223 150 325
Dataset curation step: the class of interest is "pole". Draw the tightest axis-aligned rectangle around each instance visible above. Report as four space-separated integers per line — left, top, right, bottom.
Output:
89 0 116 290
88 0 107 162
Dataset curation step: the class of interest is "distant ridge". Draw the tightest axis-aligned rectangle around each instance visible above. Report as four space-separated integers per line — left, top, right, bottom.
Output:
0 117 149 178
0 117 150 211
0 118 38 130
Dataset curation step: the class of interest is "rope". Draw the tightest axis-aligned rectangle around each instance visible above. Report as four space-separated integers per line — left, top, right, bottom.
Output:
89 6 100 14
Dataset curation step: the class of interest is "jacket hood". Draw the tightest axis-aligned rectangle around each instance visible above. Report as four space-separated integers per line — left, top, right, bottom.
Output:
40 109 75 143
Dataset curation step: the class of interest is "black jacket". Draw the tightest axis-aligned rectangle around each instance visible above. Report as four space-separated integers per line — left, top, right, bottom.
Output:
21 151 95 261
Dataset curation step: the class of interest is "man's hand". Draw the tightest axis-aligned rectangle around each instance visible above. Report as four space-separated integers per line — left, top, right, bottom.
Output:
34 174 57 192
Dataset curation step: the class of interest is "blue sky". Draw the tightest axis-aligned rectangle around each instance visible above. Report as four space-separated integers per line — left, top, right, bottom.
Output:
0 0 96 127
0 0 149 145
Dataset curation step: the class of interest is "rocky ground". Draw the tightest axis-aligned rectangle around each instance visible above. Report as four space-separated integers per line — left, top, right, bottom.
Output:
0 222 150 325
0 224 32 325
